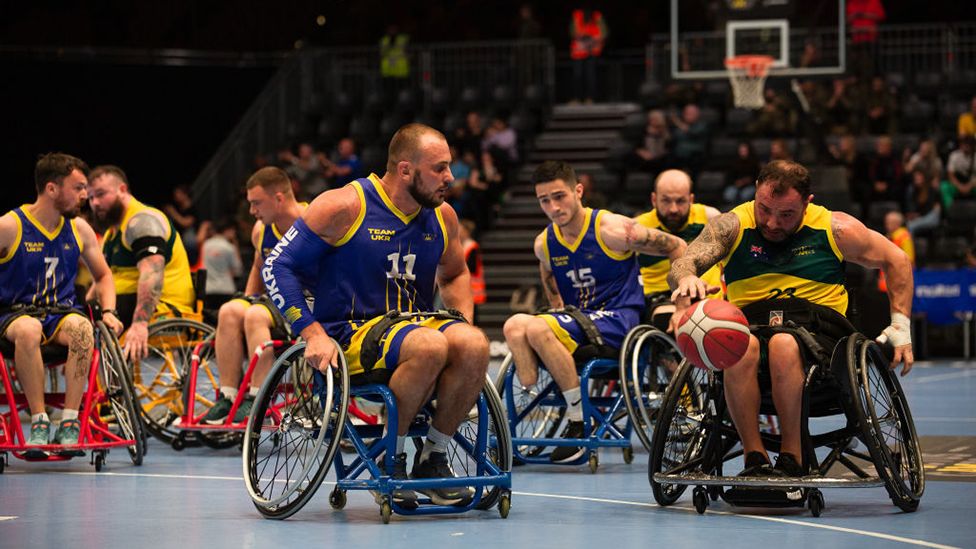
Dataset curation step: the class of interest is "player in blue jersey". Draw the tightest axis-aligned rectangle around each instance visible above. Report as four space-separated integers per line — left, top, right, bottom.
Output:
205 166 306 424
503 160 686 463
0 153 123 456
264 123 488 508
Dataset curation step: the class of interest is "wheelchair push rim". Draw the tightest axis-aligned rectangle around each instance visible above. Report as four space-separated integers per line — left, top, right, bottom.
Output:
495 352 565 460
620 325 683 452
96 321 146 465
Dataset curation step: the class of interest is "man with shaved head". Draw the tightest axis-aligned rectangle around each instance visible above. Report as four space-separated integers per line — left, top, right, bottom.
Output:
264 123 486 508
634 169 722 331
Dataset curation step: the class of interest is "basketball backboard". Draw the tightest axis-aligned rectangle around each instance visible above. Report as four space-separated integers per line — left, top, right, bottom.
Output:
670 0 845 79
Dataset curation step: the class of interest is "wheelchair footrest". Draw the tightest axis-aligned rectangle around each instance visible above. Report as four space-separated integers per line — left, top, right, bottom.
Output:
723 486 806 507
652 472 886 489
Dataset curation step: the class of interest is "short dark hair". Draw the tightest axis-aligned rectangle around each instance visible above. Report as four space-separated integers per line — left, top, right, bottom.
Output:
246 166 293 196
532 160 576 186
756 160 811 197
89 165 130 187
35 153 89 194
387 123 446 173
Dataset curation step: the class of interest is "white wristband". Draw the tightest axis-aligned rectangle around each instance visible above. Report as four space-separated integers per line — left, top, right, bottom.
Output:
877 312 911 347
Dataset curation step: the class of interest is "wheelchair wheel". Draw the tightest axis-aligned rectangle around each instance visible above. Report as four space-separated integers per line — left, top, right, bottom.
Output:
648 358 710 506
620 325 682 452
243 341 348 520
96 321 145 466
848 335 924 512
445 380 512 511
134 319 214 444
180 334 242 449
495 353 564 458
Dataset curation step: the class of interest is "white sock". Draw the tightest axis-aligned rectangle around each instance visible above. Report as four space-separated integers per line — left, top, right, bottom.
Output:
395 435 406 455
220 386 238 400
61 409 79 421
31 412 50 424
420 426 452 463
248 386 259 397
562 387 583 422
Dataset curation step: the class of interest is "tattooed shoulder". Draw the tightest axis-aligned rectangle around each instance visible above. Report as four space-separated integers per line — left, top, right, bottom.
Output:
126 211 167 242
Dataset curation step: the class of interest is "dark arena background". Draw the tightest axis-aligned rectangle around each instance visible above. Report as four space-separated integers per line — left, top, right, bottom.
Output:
1 2 975 547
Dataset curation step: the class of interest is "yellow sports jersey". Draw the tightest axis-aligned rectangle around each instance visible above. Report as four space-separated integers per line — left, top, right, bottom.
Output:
634 203 722 297
720 201 847 315
101 198 195 315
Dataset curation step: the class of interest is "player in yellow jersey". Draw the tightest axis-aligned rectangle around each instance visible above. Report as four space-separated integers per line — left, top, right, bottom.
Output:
87 165 195 361
669 160 914 478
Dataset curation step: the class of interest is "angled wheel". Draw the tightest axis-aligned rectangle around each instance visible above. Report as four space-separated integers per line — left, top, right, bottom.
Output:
495 353 564 458
243 340 348 520
647 359 710 506
848 335 924 512
133 319 214 444
96 321 145 466
620 325 683 452
181 333 242 449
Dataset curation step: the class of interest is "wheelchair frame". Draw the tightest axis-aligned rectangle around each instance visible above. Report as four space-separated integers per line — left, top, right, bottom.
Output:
648 333 924 516
242 339 513 523
0 316 144 472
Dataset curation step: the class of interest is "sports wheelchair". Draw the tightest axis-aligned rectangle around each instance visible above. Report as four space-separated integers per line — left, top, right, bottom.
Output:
648 305 924 516
0 304 144 471
242 313 513 523
495 306 682 472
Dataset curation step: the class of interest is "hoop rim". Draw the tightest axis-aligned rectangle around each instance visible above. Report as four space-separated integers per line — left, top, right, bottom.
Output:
724 55 775 77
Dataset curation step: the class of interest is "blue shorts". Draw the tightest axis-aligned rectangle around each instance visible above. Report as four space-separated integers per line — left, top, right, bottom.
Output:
537 307 641 354
342 314 463 378
0 309 87 345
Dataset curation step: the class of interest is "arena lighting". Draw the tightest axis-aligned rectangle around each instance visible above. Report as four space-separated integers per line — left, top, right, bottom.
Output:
316 15 326 26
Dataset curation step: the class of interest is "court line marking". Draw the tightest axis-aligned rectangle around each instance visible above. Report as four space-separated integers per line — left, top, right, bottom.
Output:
914 417 976 422
0 517 16 522
914 370 976 384
11 470 958 549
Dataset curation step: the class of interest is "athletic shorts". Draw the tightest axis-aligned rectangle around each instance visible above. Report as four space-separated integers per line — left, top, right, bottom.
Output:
229 294 291 341
537 307 641 355
343 314 462 378
0 309 87 346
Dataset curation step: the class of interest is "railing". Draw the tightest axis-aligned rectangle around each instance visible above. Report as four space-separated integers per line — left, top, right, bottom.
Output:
192 39 555 218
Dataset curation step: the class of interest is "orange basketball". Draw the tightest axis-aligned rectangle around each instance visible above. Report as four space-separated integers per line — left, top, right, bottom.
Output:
676 300 751 371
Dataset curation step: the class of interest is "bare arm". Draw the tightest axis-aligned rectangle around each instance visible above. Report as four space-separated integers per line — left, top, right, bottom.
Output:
533 232 563 309
667 211 740 295
703 205 722 220
243 222 265 295
435 205 474 322
75 218 124 334
603 212 686 262
0 213 17 259
125 212 168 326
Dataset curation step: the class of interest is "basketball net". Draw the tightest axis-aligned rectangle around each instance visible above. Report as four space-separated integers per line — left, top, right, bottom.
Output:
725 55 774 109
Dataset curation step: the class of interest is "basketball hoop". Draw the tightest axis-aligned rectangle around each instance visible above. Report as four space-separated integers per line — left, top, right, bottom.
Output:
725 55 774 109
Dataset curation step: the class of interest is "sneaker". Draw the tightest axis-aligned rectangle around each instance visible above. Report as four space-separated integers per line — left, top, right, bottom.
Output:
24 419 51 458
549 420 586 464
411 451 475 506
773 452 805 477
233 395 255 423
737 451 773 477
203 395 233 425
388 453 418 510
53 419 85 457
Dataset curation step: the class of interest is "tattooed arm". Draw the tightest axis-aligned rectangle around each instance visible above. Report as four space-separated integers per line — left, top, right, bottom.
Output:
75 217 124 334
123 211 168 360
603 212 686 262
533 231 563 309
668 211 740 303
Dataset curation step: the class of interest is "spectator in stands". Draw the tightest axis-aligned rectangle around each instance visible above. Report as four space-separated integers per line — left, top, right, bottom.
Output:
516 4 542 86
283 143 329 198
957 95 976 139
864 76 897 135
459 219 486 324
943 134 976 206
164 184 200 265
517 4 541 40
569 8 608 103
324 138 363 187
201 218 243 311
846 0 885 79
454 111 484 159
448 145 472 214
579 172 608 209
904 138 943 184
748 88 793 137
829 134 862 194
669 104 708 177
826 78 859 135
459 155 497 232
879 210 913 292
905 168 941 235
769 138 793 162
379 24 410 89
724 141 761 204
866 135 904 208
482 116 519 181
631 109 671 173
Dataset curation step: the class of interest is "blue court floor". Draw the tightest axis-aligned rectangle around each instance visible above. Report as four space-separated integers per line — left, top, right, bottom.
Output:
1 360 975 549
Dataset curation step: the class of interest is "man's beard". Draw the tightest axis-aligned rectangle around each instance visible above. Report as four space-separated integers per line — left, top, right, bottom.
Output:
55 193 82 219
408 171 444 209
660 212 688 233
97 198 126 226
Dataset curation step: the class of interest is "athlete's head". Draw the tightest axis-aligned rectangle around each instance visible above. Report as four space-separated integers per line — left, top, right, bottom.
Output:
35 152 89 218
652 169 694 233
884 210 905 235
533 160 583 228
246 166 295 225
87 165 131 226
753 160 813 243
387 123 453 208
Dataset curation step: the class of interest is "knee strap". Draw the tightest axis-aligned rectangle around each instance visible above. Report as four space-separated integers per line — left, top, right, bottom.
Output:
538 305 604 347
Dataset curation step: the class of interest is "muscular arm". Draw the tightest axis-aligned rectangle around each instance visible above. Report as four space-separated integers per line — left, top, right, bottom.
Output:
0 213 17 259
832 212 912 319
125 212 168 325
77 218 123 333
435 205 474 322
667 211 739 292
243 222 265 295
604 212 686 261
533 232 563 308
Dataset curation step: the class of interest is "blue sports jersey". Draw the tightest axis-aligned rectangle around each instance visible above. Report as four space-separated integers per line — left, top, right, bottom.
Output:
0 207 82 308
259 222 283 263
312 174 448 344
543 208 644 313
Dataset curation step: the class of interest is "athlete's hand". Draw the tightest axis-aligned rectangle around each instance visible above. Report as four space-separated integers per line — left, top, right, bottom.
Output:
876 313 914 376
102 311 124 336
304 332 339 373
670 275 720 304
124 320 150 362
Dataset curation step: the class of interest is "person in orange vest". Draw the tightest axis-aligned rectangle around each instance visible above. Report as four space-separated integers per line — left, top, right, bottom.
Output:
879 210 914 293
569 8 608 104
460 219 486 324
